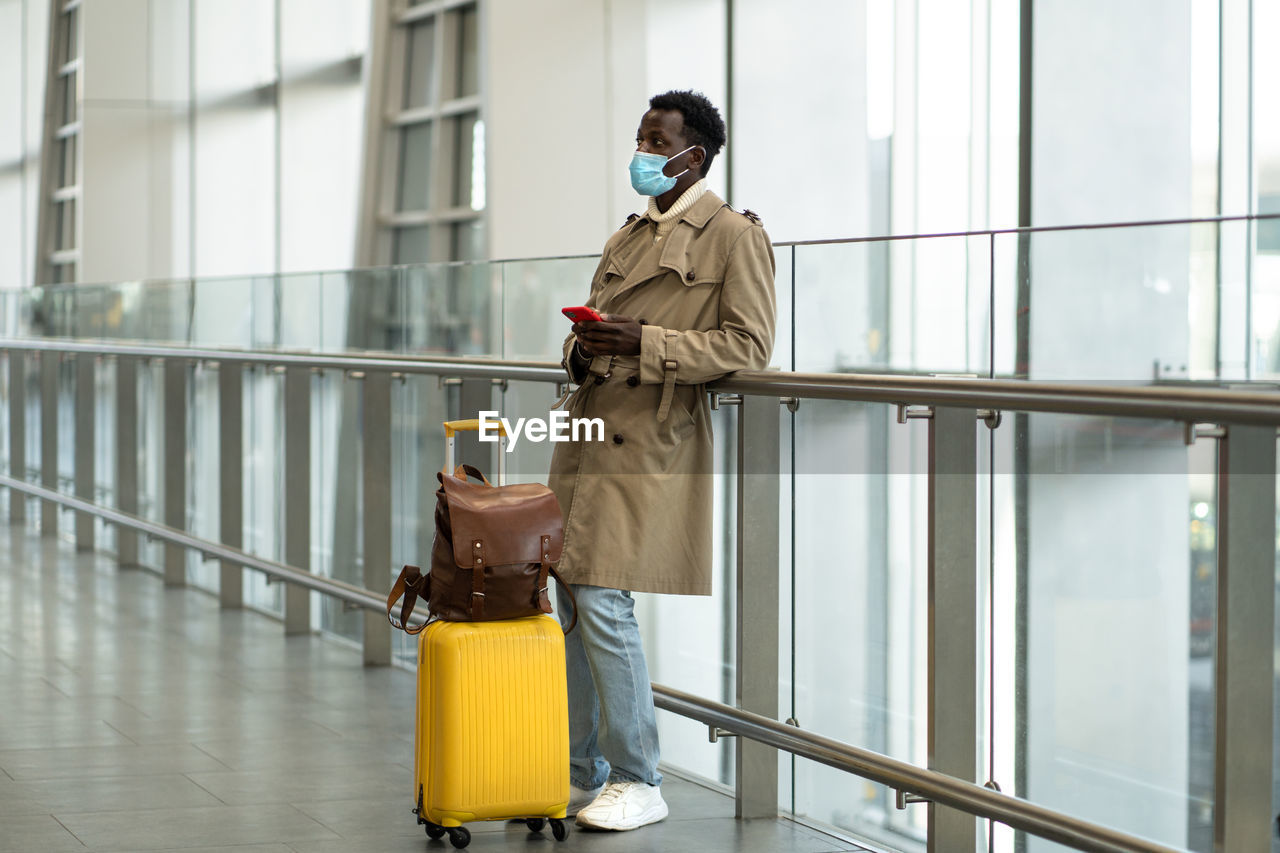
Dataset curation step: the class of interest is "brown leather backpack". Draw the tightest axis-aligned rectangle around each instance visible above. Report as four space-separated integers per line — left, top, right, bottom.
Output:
387 464 577 634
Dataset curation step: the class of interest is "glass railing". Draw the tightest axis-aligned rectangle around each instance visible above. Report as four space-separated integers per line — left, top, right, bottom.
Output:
0 212 1277 853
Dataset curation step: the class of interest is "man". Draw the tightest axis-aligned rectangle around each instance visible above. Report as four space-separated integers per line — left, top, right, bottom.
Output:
549 90 776 832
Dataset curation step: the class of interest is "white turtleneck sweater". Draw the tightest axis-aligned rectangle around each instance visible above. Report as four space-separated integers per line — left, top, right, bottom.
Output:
645 179 708 242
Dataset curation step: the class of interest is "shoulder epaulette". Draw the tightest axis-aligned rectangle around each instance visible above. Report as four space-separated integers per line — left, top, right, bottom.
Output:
620 212 640 229
740 208 762 225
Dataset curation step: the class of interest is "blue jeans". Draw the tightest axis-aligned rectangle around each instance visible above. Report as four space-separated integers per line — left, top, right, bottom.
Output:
557 584 662 789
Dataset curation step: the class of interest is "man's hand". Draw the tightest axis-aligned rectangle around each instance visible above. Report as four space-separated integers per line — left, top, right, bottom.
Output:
573 314 642 357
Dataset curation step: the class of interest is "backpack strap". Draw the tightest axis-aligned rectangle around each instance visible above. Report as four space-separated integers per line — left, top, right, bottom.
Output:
386 564 431 634
550 567 578 635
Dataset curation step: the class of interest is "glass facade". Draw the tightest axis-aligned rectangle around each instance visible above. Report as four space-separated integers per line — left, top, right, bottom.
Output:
6 202 1277 851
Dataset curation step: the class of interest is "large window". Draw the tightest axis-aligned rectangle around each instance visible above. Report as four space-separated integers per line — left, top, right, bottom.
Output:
382 0 484 264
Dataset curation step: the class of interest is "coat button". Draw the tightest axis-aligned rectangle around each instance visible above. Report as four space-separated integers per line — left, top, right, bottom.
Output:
612 434 624 445
685 270 695 281
626 376 639 387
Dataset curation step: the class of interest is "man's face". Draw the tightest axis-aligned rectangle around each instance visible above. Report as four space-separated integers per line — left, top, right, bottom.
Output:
636 109 693 177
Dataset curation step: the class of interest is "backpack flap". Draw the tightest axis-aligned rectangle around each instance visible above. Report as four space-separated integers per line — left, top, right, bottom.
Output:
441 473 565 569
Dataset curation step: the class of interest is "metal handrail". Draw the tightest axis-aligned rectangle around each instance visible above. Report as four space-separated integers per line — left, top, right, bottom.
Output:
0 469 1180 853
0 475 393 616
652 685 1181 853
3 340 1269 852
3 338 1278 426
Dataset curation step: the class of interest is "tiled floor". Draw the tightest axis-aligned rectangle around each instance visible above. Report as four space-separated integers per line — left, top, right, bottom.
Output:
0 524 869 853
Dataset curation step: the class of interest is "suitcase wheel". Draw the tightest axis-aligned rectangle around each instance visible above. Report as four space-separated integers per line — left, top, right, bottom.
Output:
424 821 445 840
447 826 471 849
550 817 569 841
524 818 545 832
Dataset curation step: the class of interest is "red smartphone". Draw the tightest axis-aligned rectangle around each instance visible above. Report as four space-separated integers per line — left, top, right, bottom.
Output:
562 305 604 323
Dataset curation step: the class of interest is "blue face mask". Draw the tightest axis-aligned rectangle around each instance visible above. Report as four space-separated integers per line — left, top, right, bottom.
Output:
629 145 698 196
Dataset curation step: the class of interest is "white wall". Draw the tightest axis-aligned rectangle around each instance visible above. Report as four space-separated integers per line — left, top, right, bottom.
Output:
81 0 188 284
0 0 48 290
485 0 645 261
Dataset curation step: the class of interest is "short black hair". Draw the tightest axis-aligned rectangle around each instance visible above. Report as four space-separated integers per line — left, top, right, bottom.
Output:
648 90 726 177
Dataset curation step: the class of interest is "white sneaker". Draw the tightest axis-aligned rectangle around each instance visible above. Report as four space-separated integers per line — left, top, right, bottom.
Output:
574 781 668 830
567 782 604 816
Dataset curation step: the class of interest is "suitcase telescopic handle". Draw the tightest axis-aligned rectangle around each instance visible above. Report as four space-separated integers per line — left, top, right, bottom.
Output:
443 419 507 438
443 419 507 484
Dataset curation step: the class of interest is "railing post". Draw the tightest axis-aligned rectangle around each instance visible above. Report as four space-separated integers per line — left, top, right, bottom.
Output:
1214 424 1276 851
218 360 243 607
40 349 58 535
284 365 311 635
736 392 780 819
74 353 95 549
9 350 25 524
116 355 138 565
362 370 392 665
163 357 187 585
927 406 979 852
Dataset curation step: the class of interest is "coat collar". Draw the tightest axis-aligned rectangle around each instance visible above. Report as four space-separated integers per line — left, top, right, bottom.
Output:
628 189 726 234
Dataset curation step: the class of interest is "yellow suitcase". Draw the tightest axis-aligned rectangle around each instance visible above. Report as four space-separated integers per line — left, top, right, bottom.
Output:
413 614 570 848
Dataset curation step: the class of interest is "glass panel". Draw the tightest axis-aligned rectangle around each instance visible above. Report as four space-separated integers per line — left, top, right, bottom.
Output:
242 366 284 615
392 225 430 265
997 413 1210 852
56 134 76 188
22 347 38 491
404 20 436 109
449 112 481 209
794 235 989 375
186 363 220 590
54 199 76 251
94 358 117 553
1255 0 1280 379
278 272 325 349
55 356 75 530
387 373 452 661
339 267 403 351
313 367 346 638
790 400 926 845
60 70 77 125
499 256 597 361
190 276 254 347
0 352 8 517
70 283 108 338
996 224 1207 382
116 279 193 343
642 402 738 787
50 263 75 285
62 6 79 65
453 4 478 99
449 219 483 262
397 122 433 211
136 359 165 570
403 261 493 355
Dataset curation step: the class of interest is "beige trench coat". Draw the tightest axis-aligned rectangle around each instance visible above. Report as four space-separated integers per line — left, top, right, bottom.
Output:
548 190 776 595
